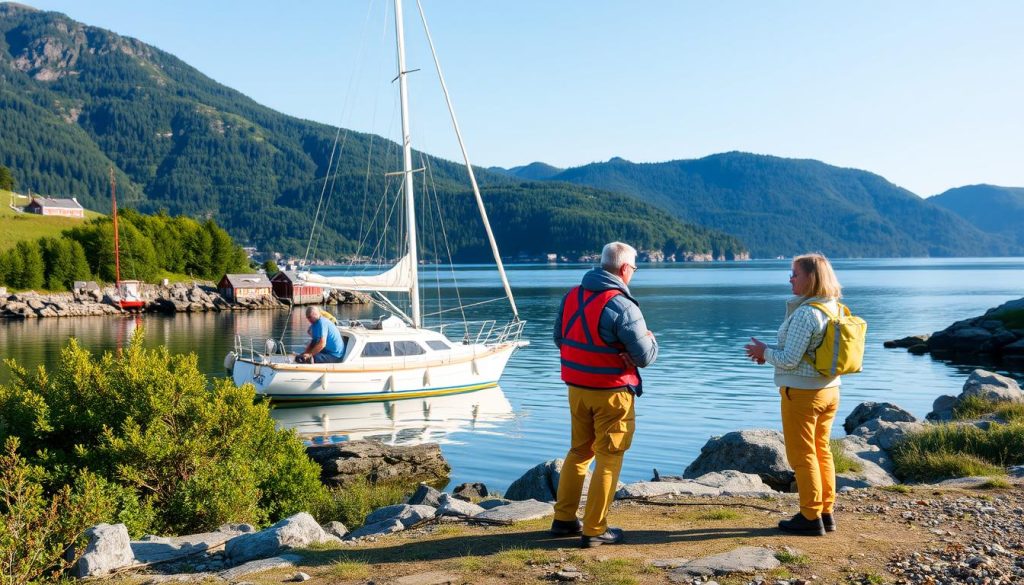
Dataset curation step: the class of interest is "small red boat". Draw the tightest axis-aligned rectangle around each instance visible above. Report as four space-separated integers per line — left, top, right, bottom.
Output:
109 169 145 311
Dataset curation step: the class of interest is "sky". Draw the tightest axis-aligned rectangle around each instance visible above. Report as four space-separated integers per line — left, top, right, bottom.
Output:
21 1 1024 196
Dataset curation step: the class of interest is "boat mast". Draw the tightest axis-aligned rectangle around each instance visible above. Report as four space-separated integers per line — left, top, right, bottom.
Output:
413 0 519 320
394 0 421 328
109 167 122 288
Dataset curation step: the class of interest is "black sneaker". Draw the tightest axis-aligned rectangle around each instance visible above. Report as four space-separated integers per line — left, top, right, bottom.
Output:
581 527 624 548
778 513 826 536
549 518 583 536
822 512 836 532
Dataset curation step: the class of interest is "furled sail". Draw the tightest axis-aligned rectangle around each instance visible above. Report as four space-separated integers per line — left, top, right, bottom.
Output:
297 255 413 292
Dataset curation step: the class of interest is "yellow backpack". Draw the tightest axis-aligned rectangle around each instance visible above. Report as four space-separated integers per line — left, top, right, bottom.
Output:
805 302 867 376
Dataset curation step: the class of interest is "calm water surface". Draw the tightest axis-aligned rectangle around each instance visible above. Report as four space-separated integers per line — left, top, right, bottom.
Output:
2 258 1022 490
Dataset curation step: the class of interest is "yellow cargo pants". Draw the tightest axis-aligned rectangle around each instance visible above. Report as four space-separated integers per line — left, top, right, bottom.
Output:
780 386 839 520
553 385 635 537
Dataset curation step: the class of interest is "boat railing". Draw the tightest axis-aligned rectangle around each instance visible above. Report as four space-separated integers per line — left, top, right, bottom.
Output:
234 335 292 360
437 319 526 346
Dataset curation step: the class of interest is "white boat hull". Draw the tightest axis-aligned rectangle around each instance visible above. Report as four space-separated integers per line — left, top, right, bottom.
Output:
231 341 522 404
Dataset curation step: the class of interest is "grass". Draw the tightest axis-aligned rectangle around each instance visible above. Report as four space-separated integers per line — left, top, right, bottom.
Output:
311 477 412 529
328 557 372 580
0 192 101 253
880 484 913 494
775 550 811 566
588 558 656 585
952 395 1024 423
696 508 743 521
830 439 864 474
891 421 1024 482
977 477 1012 489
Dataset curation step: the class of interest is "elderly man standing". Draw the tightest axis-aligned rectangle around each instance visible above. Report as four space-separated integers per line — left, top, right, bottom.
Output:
551 241 658 547
296 306 346 364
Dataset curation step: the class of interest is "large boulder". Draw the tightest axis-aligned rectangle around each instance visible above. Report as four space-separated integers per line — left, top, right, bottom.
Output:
617 470 774 500
506 459 588 502
683 430 793 491
305 441 450 487
850 419 928 451
74 523 136 578
407 483 444 507
363 504 435 528
834 435 898 489
225 513 338 565
347 518 405 540
843 402 917 434
960 369 1023 403
473 499 554 522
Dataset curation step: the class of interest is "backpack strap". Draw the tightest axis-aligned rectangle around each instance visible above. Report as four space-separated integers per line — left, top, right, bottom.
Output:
807 301 837 321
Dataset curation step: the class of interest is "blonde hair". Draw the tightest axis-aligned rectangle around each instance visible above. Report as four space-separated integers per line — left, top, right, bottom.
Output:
793 253 842 299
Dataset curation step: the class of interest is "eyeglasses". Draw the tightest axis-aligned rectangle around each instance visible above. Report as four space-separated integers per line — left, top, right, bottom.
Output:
789 272 801 279
628 264 638 271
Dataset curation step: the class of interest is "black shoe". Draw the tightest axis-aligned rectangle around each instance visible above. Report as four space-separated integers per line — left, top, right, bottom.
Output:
822 512 836 532
778 513 826 536
581 527 624 548
549 518 583 536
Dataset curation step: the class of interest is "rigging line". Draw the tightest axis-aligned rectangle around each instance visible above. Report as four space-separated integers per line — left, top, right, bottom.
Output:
422 297 507 317
419 152 443 325
310 128 351 263
303 0 379 267
423 152 467 325
352 172 392 266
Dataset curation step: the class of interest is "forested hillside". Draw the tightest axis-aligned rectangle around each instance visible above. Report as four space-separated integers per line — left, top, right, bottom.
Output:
534 153 1017 258
0 3 744 261
930 185 1024 247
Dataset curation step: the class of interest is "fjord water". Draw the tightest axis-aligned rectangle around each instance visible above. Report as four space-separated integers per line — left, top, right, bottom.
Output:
2 258 1022 490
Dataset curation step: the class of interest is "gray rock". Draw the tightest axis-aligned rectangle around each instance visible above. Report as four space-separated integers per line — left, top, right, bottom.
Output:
132 524 253 565
289 572 311 582
474 499 554 522
883 334 930 348
436 493 485 517
74 523 136 578
850 419 928 451
225 512 336 565
683 429 794 491
617 471 773 499
322 521 348 539
961 369 1023 403
648 558 692 569
407 483 444 507
505 459 572 502
218 554 301 580
1008 465 1024 478
834 435 898 488
843 402 917 434
927 395 959 421
477 498 511 510
364 504 435 528
669 546 781 579
305 441 450 487
452 482 488 501
346 518 405 539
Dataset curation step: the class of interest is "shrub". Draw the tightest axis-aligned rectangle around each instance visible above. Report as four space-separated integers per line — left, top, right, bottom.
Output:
311 478 410 529
0 333 326 537
890 421 1019 482
829 439 864 474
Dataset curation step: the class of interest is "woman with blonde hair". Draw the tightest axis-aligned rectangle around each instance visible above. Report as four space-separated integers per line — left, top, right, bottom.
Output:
744 253 843 536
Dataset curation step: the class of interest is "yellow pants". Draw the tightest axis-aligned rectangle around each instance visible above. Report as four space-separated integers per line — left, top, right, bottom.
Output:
780 386 839 520
553 385 635 537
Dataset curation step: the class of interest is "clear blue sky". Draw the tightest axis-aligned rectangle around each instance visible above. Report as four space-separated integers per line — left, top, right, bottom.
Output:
23 1 1024 196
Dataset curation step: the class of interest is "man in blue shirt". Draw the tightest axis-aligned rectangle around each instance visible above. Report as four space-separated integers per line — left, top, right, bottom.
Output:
297 306 346 363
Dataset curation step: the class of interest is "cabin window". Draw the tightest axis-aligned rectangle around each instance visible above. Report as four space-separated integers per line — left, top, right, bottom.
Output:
394 341 426 356
426 340 451 351
361 341 392 357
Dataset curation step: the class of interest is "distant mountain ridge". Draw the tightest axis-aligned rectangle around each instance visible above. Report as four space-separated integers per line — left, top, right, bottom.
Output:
496 152 1019 258
930 185 1024 247
0 2 744 261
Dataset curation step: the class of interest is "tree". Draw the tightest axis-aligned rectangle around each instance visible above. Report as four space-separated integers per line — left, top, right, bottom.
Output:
262 260 279 276
15 241 44 290
0 165 14 192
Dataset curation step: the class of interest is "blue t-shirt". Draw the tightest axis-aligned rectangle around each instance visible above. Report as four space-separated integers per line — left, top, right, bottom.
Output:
310 317 345 358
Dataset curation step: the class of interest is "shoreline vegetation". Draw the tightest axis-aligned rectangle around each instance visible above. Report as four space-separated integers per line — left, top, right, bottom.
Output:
3 300 1023 583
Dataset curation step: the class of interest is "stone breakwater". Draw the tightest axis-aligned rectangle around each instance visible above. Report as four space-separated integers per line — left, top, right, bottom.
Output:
886 296 1024 371
0 282 367 319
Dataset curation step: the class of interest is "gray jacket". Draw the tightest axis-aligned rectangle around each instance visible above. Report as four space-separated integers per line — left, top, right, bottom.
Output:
553 268 658 368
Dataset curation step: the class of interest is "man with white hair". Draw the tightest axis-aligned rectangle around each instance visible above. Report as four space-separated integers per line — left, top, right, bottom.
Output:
550 241 658 547
296 306 346 363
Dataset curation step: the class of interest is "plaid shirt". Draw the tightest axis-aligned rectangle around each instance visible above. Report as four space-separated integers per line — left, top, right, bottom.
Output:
765 296 840 387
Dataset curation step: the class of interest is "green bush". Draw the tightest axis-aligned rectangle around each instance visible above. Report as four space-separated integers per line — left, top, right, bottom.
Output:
891 422 1023 482
0 333 327 537
311 478 410 529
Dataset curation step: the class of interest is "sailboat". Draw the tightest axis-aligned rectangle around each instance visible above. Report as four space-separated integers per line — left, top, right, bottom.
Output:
109 168 144 311
225 0 527 404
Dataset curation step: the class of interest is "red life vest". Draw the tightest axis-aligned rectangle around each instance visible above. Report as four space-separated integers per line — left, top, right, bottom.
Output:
559 286 640 389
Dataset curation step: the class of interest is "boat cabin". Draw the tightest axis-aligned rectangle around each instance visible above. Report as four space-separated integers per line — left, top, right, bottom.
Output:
271 271 326 305
218 273 273 302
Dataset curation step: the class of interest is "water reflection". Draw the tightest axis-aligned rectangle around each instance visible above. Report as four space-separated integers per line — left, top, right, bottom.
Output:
272 386 515 446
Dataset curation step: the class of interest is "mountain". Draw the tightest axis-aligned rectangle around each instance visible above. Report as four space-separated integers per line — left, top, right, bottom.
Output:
0 3 744 261
543 153 1017 258
490 162 564 181
930 185 1024 246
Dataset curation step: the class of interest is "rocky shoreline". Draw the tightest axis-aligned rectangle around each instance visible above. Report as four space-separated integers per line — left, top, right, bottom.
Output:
0 282 367 319
73 368 1023 583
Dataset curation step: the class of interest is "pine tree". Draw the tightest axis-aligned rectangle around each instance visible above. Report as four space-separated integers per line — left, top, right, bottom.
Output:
0 165 14 191
16 241 45 290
